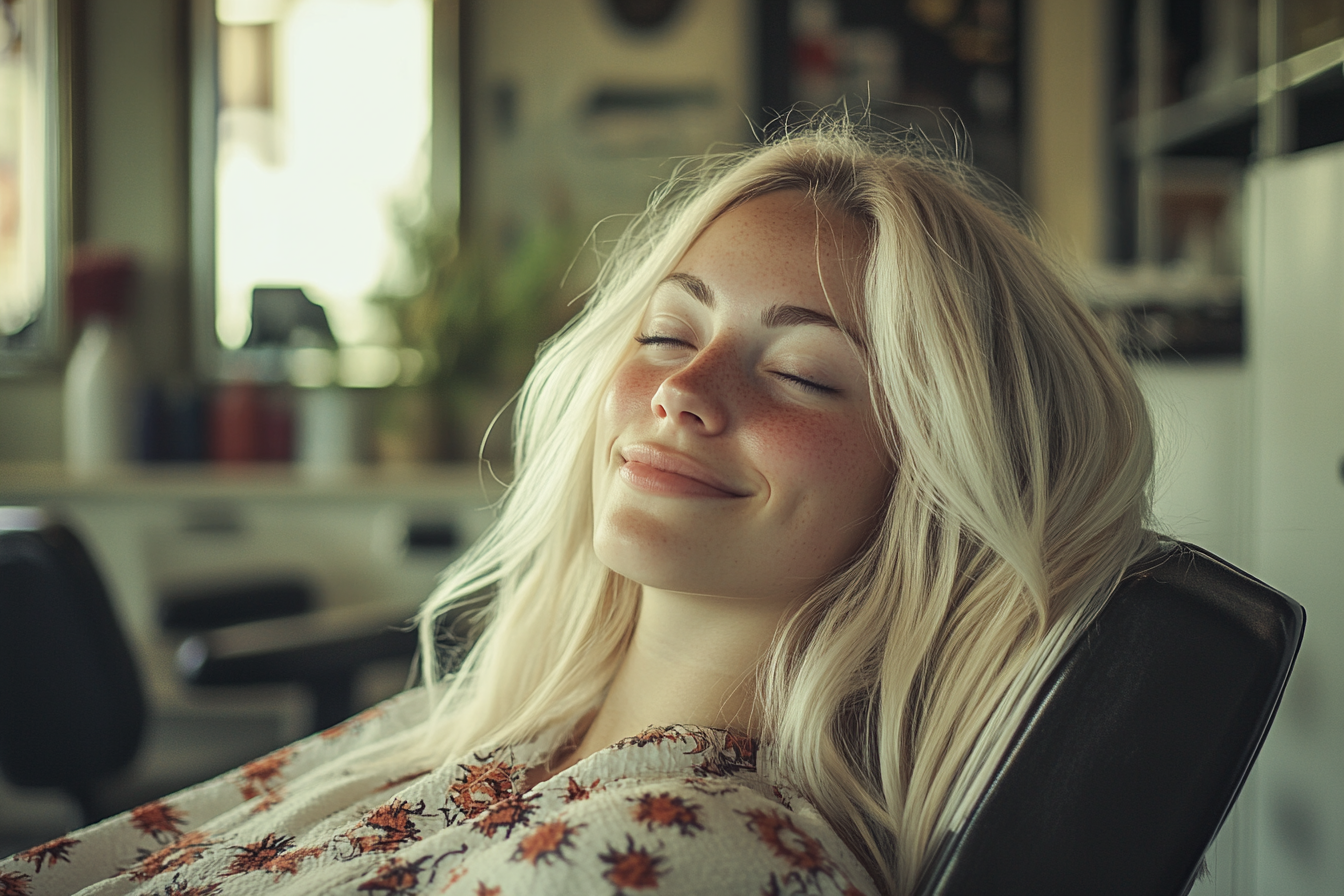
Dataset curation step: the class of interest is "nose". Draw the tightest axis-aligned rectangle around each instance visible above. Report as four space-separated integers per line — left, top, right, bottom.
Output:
651 343 732 435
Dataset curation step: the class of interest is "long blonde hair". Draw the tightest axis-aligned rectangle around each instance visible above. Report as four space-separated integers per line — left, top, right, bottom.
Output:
410 124 1155 895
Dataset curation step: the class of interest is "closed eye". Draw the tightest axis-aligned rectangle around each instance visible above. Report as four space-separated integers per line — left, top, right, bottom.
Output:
639 333 839 395
635 333 693 348
775 372 839 395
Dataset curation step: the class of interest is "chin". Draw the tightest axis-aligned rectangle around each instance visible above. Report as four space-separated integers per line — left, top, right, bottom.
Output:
593 526 808 604
595 509 694 588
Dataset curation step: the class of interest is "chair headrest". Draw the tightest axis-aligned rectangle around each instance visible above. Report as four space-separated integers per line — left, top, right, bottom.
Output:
916 541 1305 896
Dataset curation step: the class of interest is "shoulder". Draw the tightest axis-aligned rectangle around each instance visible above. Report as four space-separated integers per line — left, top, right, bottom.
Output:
497 774 876 896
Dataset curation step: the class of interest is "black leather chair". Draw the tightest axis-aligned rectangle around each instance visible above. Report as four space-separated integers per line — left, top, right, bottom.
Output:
915 540 1305 896
0 522 147 825
0 519 415 823
174 601 417 732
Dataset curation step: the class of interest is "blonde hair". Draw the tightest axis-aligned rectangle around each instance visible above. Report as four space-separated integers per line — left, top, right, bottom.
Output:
410 124 1155 895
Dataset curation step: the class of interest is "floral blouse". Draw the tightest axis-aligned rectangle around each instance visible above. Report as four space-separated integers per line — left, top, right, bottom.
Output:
2 691 875 896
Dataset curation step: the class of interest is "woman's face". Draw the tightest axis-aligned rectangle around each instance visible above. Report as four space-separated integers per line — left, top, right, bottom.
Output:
592 190 891 603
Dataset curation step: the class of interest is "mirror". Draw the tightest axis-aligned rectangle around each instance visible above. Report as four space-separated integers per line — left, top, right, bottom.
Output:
0 0 70 372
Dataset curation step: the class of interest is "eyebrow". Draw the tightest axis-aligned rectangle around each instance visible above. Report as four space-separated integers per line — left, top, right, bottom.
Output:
659 273 862 348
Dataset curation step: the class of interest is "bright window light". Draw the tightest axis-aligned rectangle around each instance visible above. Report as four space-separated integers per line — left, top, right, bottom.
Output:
0 0 52 338
215 0 430 350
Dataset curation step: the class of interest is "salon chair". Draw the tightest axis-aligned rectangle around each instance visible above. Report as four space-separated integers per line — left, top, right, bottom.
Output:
174 601 417 732
0 522 146 825
0 519 415 832
913 540 1305 896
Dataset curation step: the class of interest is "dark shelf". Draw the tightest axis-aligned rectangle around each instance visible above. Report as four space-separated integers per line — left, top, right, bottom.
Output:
1118 38 1344 160
1166 112 1257 158
1295 65 1344 152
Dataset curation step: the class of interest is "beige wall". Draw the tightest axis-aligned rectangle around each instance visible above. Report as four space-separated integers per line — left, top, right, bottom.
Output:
82 0 190 379
1023 0 1109 264
466 0 753 241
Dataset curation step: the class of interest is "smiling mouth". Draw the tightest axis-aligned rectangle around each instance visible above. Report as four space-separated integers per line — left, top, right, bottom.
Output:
618 445 747 498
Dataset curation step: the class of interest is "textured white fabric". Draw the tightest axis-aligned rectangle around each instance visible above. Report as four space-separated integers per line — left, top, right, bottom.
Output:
2 690 876 895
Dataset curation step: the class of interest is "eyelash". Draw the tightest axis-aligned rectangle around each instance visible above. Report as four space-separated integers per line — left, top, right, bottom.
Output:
634 334 686 348
634 333 839 395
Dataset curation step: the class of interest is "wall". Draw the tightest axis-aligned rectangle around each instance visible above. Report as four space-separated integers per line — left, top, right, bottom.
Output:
464 0 752 244
81 0 190 379
1138 360 1253 566
1023 0 1109 264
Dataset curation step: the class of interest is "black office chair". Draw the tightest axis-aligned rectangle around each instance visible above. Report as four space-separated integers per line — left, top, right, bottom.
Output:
915 540 1305 896
0 523 147 825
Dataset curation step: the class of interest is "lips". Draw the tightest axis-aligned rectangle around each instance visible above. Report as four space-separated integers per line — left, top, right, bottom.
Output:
618 443 747 498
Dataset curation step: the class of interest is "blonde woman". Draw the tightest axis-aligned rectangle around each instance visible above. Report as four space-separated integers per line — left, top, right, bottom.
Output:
4 126 1154 896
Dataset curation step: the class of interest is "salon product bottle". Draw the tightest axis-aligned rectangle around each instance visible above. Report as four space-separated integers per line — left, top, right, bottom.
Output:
65 315 134 471
63 251 137 474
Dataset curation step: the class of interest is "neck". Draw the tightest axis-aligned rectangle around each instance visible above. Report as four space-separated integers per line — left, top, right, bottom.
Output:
557 587 795 774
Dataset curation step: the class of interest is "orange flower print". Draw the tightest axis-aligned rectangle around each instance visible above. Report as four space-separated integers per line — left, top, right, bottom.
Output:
630 793 703 836
250 790 285 814
356 856 429 893
322 705 385 740
472 792 541 839
0 871 31 896
562 776 603 803
15 836 77 873
473 883 500 896
614 725 711 755
131 800 187 842
343 799 432 856
692 735 757 778
740 810 830 873
222 832 324 878
446 757 525 820
123 831 217 882
722 731 758 766
511 820 583 866
237 747 293 809
438 863 470 888
599 835 665 894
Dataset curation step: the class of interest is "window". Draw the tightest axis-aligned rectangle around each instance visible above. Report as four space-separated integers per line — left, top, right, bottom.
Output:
0 0 67 369
200 0 435 384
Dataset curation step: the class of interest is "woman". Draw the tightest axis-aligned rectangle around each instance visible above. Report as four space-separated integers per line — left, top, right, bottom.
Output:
3 125 1154 896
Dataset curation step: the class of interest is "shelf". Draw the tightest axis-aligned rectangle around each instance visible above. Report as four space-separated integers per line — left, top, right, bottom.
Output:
0 462 507 504
1121 75 1259 157
1120 36 1344 159
1283 36 1344 90
1087 266 1241 307
1086 267 1243 361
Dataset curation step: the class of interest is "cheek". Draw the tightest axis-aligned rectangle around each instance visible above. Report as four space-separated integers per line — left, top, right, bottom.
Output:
602 359 662 428
742 406 889 558
741 408 878 495
595 359 659 510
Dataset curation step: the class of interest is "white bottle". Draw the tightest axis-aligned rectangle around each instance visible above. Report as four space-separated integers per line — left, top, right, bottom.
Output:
296 386 356 477
64 314 133 473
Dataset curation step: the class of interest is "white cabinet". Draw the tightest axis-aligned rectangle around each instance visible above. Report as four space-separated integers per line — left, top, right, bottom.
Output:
1245 142 1344 894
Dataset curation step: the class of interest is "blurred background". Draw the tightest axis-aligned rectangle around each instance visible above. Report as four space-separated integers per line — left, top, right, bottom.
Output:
0 0 1341 892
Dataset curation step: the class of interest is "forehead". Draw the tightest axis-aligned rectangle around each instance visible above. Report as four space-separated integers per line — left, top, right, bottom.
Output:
671 190 869 322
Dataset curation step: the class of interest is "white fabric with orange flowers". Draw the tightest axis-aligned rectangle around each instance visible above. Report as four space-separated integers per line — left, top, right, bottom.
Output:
1 690 875 895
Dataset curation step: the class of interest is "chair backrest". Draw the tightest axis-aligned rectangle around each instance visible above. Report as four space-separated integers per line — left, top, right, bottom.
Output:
915 540 1306 896
0 523 146 797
